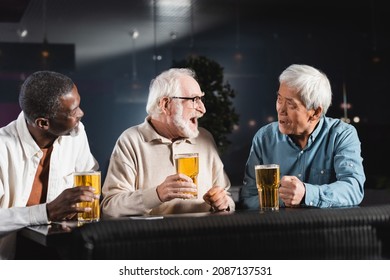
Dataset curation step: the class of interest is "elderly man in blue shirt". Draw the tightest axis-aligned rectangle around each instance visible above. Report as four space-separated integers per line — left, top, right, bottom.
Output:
239 64 365 209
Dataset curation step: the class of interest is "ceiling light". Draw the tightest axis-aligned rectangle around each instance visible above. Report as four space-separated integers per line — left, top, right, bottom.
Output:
17 28 28 38
130 29 139 39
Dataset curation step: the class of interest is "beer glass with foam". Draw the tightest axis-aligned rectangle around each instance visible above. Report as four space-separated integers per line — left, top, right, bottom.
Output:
174 153 199 198
255 164 280 211
74 170 101 222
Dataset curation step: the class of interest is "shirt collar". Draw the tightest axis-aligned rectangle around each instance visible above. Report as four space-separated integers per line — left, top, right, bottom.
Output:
16 112 63 158
307 116 324 145
16 112 42 158
140 116 196 145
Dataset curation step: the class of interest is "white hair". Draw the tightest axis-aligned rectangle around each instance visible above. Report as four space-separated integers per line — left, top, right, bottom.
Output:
279 64 332 115
146 68 196 117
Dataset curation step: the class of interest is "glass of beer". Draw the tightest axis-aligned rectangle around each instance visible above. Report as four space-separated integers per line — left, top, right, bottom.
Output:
255 164 280 211
74 170 101 222
174 153 199 198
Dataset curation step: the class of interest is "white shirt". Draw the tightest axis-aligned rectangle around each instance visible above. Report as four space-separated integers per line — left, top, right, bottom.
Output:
0 112 98 259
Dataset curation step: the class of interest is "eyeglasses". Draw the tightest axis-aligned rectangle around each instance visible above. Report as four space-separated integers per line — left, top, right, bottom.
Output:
171 95 205 108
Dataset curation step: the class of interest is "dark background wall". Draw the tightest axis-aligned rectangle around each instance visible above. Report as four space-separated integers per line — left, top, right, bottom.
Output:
1 0 389 191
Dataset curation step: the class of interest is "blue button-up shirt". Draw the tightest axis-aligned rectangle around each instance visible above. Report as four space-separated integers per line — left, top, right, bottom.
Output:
239 117 365 208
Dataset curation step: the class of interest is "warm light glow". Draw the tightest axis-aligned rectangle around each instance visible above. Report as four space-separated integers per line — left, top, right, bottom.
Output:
266 116 275 123
372 54 381 63
234 52 243 61
353 116 360 123
341 117 351 123
41 50 50 58
248 119 256 127
340 103 352 109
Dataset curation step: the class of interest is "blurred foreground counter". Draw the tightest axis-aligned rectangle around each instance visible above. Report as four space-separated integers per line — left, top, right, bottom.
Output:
17 205 390 260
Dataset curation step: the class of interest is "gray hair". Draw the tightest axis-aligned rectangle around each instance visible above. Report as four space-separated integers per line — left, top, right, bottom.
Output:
146 68 196 117
19 71 74 123
279 64 332 115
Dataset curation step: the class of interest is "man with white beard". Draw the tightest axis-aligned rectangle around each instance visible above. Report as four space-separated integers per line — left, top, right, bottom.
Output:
101 68 235 216
0 71 99 259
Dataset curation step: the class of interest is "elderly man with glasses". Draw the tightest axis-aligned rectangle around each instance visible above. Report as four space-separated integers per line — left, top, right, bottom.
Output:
101 68 235 216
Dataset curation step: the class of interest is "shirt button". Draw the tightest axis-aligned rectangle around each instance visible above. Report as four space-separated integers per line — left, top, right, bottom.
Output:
298 174 302 177
321 170 324 174
309 202 313 206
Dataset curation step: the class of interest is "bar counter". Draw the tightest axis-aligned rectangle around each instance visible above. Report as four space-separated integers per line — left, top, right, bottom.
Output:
17 204 390 260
